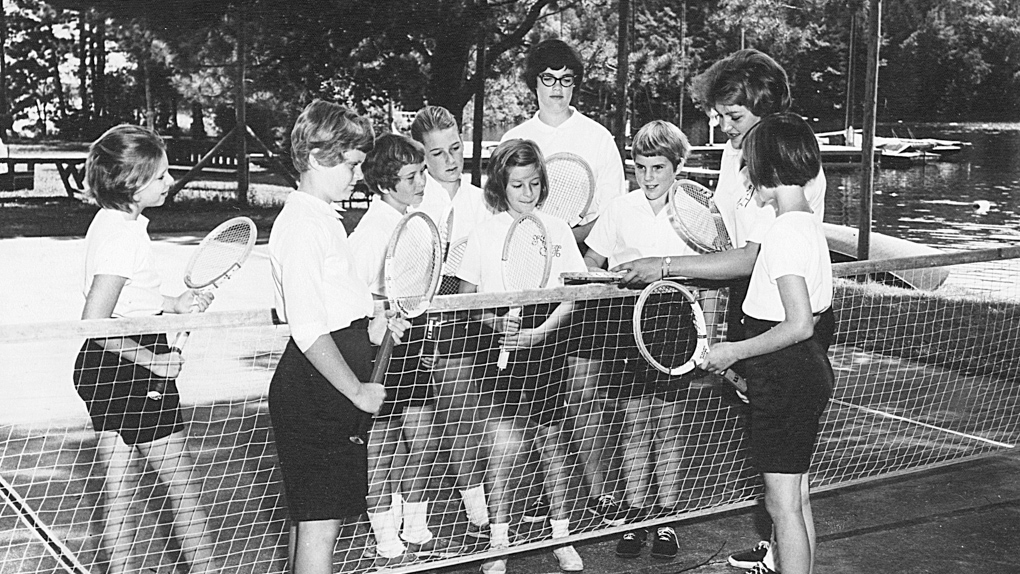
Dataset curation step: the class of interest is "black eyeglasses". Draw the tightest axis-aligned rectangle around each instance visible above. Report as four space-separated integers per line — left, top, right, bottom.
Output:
538 73 575 88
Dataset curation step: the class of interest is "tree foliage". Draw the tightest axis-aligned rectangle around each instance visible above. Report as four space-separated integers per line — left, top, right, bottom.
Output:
4 0 1020 141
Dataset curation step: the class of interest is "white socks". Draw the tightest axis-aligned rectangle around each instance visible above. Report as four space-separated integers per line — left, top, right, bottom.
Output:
400 499 433 545
460 484 490 527
368 508 406 558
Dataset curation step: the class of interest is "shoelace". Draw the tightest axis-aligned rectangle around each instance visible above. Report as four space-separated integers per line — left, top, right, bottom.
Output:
748 562 776 574
656 527 675 539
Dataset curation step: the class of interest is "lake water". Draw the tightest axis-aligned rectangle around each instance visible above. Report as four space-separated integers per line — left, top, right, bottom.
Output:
822 124 1020 250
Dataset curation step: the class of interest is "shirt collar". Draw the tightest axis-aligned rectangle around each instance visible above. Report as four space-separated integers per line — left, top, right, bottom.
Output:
287 189 344 220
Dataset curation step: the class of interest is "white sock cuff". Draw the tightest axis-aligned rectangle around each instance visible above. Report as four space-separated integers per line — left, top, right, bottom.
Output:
550 518 571 539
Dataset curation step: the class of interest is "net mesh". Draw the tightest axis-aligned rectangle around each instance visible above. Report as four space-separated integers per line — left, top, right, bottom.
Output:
634 282 702 375
185 219 255 288
540 153 594 225
1 252 1018 574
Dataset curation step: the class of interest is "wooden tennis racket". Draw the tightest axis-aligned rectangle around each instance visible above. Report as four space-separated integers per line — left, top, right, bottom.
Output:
497 213 553 370
149 216 257 400
355 211 443 440
540 152 595 227
668 179 733 254
632 280 747 397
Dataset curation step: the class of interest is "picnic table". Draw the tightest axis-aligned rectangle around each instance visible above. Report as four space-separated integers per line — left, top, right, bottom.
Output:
1 152 88 197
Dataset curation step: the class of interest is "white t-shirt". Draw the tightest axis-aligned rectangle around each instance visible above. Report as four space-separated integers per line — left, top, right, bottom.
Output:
743 211 832 322
585 188 700 268
501 107 626 226
457 210 586 293
713 141 827 247
348 198 404 298
269 191 375 352
82 209 164 318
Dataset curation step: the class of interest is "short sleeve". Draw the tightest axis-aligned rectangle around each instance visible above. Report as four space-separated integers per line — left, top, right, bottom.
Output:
92 228 141 279
275 225 331 351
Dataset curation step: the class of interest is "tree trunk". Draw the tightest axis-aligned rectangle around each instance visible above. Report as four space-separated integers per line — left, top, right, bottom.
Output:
425 15 474 122
0 4 11 138
143 62 154 130
614 0 630 153
190 102 205 137
470 0 486 186
95 16 105 119
78 12 89 121
235 6 249 205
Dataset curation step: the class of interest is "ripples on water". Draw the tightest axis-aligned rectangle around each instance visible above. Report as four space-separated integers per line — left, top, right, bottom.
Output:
825 124 1020 251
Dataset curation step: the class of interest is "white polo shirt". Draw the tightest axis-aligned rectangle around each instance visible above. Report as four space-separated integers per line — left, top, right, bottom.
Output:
82 208 164 318
269 191 374 352
501 107 626 226
585 188 700 268
349 198 404 298
457 210 586 293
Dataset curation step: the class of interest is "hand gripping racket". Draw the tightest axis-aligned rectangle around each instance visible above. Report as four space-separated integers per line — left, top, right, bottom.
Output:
668 179 733 253
497 213 552 370
356 211 443 439
539 152 595 227
149 216 257 400
632 280 747 397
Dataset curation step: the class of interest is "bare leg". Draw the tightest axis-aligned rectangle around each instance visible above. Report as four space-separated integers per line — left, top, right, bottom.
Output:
483 418 528 526
399 405 439 505
532 423 572 521
650 398 686 511
763 472 811 574
618 396 654 510
95 432 143 574
139 430 219 573
564 357 611 499
289 519 342 574
432 356 485 490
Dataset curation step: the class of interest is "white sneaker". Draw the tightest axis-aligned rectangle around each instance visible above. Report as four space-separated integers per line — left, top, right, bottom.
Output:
552 545 583 572
480 557 507 574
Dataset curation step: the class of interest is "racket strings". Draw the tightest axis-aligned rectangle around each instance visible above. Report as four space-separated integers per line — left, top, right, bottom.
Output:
504 220 548 291
388 218 441 316
543 160 593 221
187 222 254 287
639 287 700 371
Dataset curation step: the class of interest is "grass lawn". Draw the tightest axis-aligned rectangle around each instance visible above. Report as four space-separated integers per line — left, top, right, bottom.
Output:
0 163 368 238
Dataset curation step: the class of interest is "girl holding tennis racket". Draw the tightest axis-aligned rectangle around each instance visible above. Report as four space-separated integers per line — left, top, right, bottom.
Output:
349 133 454 563
702 113 835 574
268 101 410 574
74 125 219 573
456 139 587 574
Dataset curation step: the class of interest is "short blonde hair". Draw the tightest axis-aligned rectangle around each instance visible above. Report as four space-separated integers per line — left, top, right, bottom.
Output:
86 124 166 212
290 100 374 173
631 120 690 170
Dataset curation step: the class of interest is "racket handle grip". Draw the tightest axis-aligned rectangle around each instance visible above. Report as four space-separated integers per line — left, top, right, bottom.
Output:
496 307 522 370
170 331 190 355
723 369 749 403
354 330 396 442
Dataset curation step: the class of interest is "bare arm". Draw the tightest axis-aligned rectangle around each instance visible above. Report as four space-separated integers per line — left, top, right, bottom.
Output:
701 274 815 372
82 274 182 378
302 335 386 414
571 219 597 245
612 242 761 286
582 247 608 271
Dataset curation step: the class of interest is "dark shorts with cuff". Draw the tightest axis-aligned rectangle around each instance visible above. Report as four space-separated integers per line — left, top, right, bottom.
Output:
268 319 374 521
737 308 835 474
74 332 186 446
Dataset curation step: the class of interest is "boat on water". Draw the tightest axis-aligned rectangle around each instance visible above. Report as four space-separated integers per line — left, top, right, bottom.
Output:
815 128 971 168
